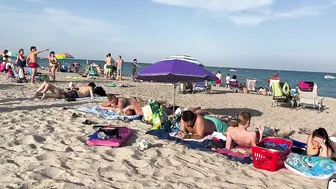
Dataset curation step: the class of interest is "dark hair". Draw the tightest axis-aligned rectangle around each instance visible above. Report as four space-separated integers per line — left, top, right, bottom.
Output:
237 111 251 126
218 71 221 73
227 74 230 76
94 86 106 96
119 55 122 58
181 110 197 122
133 59 137 62
50 51 55 55
4 49 8 54
19 49 24 53
88 82 96 88
30 46 36 51
125 109 136 116
107 53 111 57
107 94 117 101
312 128 333 152
232 75 237 79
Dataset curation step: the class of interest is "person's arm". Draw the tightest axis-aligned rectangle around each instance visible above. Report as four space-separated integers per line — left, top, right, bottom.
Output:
225 131 233 150
134 62 141 68
191 116 206 139
306 134 318 156
318 141 329 158
177 120 187 139
15 57 18 64
117 99 125 112
258 125 264 142
89 87 95 98
26 55 30 63
36 48 49 54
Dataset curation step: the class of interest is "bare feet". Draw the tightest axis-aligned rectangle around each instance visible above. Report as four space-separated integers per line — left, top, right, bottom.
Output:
279 126 294 138
41 93 46 100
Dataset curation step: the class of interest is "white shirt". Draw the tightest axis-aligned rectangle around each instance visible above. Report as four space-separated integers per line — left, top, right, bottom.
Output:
226 76 230 84
216 73 222 80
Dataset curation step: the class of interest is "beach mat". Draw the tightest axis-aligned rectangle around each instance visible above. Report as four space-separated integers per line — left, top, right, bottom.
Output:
146 129 252 164
75 105 142 121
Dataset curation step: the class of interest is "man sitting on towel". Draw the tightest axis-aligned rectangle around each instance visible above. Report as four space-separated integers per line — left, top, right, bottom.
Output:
178 110 228 139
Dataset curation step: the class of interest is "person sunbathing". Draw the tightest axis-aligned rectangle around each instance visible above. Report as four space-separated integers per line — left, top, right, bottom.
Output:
225 111 293 150
33 82 96 100
99 94 144 115
306 128 333 158
177 110 228 139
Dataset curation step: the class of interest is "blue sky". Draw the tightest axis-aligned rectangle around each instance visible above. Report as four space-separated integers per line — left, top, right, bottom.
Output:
1 0 336 71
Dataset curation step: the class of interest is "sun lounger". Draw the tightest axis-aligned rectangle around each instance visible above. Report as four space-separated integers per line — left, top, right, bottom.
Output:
229 80 242 92
297 82 324 111
246 78 257 92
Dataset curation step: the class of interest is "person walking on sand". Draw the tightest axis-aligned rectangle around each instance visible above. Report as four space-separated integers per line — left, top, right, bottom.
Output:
26 46 48 85
48 51 58 82
131 58 141 81
104 53 114 79
116 55 123 80
216 71 222 87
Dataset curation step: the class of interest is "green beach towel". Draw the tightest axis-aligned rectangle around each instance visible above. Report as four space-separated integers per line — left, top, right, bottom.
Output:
107 83 117 87
272 81 283 97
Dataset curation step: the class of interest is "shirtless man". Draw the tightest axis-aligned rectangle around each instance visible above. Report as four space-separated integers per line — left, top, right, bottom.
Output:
48 51 58 81
33 82 95 100
116 55 123 80
104 53 114 78
99 94 144 115
178 110 228 139
26 46 49 85
225 111 263 150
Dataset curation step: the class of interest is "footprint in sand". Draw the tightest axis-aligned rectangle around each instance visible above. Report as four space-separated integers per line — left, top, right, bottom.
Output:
41 166 66 180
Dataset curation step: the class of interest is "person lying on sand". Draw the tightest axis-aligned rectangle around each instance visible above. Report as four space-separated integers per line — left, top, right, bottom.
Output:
306 128 333 158
33 81 96 100
177 110 228 139
225 111 293 150
99 94 145 115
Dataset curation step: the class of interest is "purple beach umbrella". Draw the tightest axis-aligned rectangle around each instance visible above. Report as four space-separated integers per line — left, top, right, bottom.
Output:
136 59 218 111
136 59 218 83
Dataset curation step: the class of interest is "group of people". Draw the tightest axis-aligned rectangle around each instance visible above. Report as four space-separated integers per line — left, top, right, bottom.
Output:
103 53 141 81
215 71 232 88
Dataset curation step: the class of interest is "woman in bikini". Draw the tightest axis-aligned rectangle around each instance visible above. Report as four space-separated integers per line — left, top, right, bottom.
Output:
99 94 144 115
48 51 58 81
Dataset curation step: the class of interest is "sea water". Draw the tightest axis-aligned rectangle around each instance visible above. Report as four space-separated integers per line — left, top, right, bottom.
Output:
36 58 336 98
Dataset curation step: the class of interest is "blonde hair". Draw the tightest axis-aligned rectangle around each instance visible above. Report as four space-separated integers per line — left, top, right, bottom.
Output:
237 111 251 126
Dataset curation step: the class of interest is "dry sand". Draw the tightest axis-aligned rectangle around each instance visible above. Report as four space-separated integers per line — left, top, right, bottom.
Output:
0 72 335 189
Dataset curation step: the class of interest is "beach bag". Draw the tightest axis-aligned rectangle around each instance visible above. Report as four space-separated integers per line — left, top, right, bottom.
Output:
298 81 313 91
142 100 160 122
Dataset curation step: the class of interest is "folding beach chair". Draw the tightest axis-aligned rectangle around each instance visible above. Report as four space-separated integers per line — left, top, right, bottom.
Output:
193 81 211 93
271 81 295 108
297 82 324 111
246 78 257 92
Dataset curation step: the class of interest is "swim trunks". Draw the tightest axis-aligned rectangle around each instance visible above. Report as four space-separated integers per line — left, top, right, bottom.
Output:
29 62 38 68
204 116 228 133
64 90 78 99
216 80 221 85
117 66 123 74
106 65 112 73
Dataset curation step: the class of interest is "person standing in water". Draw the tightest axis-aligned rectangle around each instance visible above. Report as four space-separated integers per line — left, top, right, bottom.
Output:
26 46 49 85
48 51 58 82
116 55 123 80
131 58 141 81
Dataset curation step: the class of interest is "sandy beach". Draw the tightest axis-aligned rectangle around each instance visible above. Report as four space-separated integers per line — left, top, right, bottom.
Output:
0 72 334 189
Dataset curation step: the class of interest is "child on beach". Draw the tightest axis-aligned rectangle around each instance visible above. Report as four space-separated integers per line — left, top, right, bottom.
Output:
26 46 49 85
225 111 292 150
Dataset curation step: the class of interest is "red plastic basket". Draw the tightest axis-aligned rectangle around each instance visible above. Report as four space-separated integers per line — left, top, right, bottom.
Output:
252 137 293 172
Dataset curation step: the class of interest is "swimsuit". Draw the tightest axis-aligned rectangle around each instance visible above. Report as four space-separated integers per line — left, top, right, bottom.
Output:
106 65 112 73
64 90 79 99
204 116 228 133
17 57 26 67
29 62 38 68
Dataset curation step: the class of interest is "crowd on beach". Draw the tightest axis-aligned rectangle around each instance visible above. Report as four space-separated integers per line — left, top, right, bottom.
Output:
1 47 335 181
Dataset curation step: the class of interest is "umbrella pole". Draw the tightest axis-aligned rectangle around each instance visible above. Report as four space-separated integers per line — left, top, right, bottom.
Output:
173 83 176 114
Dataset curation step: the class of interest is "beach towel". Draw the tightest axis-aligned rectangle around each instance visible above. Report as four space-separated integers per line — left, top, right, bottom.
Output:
66 96 106 102
75 105 142 121
146 129 252 164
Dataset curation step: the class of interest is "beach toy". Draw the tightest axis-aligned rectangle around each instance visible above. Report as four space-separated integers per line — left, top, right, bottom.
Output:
137 139 149 150
87 126 131 147
107 83 116 87
285 153 336 180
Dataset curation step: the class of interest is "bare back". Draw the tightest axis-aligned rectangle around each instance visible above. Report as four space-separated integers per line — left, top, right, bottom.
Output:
227 127 256 147
182 114 215 138
105 57 113 65
117 59 123 67
76 86 93 98
28 52 38 63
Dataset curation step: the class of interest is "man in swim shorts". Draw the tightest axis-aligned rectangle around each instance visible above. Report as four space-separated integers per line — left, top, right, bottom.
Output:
178 110 228 139
104 53 114 79
116 55 123 80
26 46 49 85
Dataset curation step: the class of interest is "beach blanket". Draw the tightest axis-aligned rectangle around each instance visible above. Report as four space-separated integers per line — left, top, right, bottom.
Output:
67 96 106 102
146 129 252 164
75 105 142 121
